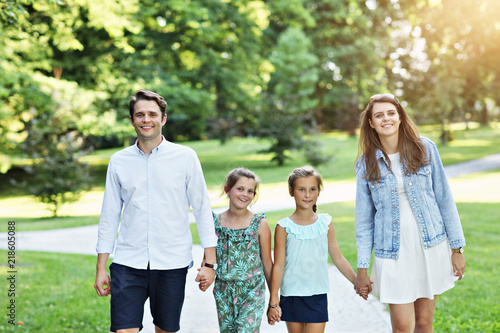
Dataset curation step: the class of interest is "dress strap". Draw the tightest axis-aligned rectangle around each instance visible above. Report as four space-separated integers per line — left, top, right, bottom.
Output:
250 213 266 231
212 211 222 227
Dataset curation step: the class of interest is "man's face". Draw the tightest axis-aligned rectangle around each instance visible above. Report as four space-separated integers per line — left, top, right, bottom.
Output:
130 100 166 143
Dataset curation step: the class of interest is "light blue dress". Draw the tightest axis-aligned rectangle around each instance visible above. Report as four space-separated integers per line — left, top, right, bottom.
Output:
278 213 331 297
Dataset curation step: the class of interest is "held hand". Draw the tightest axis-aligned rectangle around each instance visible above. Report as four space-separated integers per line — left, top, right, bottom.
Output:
195 266 216 292
354 269 373 295
267 303 281 325
196 268 210 291
452 253 466 280
358 286 370 300
94 270 111 297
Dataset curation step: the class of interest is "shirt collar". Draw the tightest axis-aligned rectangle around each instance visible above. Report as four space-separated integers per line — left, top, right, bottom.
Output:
375 148 385 161
134 136 168 156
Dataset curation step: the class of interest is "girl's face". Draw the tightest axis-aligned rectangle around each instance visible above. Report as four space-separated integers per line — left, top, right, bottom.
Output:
226 177 256 209
290 176 319 211
369 102 401 139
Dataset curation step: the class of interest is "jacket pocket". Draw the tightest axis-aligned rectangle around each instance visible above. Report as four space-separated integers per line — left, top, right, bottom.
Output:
416 165 433 192
368 180 386 207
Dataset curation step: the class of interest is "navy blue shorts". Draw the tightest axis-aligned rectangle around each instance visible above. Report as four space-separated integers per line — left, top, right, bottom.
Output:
109 263 188 332
280 294 329 323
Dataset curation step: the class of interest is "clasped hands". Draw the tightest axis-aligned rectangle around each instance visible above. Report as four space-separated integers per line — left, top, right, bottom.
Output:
267 303 282 325
196 266 216 292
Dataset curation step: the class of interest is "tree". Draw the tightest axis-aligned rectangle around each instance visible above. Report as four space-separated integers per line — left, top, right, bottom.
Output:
394 0 500 128
256 27 319 165
305 0 392 134
12 74 100 216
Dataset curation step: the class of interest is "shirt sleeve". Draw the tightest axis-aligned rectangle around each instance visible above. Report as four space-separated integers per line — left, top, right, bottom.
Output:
185 150 218 248
426 139 466 248
96 157 123 254
354 160 376 269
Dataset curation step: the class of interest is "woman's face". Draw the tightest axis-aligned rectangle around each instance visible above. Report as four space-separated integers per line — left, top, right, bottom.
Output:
369 102 401 139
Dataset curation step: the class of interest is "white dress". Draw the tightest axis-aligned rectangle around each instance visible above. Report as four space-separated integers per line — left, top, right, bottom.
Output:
371 153 458 304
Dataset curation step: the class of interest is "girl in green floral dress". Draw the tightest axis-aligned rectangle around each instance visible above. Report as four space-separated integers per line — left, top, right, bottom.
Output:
211 168 273 332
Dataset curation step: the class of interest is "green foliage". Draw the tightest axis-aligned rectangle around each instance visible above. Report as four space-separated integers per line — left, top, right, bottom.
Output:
12 75 100 216
0 0 30 25
393 0 500 127
301 139 335 167
1 0 500 169
24 154 91 218
257 26 319 165
304 0 390 133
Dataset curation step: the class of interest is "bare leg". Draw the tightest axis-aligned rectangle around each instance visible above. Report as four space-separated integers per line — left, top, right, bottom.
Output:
286 321 305 333
414 296 437 333
389 303 415 333
304 322 326 333
117 329 140 333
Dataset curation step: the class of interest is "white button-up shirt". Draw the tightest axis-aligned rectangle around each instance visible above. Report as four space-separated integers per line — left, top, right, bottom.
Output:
96 138 217 270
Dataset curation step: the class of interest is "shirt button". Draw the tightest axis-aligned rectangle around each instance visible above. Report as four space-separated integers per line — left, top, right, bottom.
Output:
419 214 422 217
413 198 417 202
409 182 413 186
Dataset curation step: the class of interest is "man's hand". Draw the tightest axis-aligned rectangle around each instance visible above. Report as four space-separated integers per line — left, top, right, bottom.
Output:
94 269 111 297
94 253 111 297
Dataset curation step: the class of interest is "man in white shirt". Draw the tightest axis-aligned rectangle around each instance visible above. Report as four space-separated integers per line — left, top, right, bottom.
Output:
94 89 217 333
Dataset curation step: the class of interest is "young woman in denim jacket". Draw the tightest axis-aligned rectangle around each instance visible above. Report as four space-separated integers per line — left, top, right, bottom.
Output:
353 94 466 333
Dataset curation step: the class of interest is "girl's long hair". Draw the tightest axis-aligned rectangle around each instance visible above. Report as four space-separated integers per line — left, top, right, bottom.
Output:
356 95 428 182
288 166 323 212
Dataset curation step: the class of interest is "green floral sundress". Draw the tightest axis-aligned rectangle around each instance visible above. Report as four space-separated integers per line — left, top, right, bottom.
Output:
213 212 266 333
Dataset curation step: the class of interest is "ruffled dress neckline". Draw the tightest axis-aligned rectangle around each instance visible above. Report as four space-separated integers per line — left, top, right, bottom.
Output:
279 213 331 240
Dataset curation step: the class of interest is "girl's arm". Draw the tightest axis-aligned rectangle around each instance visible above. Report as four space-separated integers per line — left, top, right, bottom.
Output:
267 224 287 324
327 223 369 300
327 222 357 284
258 218 273 288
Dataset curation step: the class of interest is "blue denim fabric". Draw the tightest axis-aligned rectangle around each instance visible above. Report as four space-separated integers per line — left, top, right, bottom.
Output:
355 137 466 268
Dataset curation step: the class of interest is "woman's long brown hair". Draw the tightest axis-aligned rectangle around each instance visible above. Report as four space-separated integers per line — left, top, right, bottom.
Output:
356 95 429 182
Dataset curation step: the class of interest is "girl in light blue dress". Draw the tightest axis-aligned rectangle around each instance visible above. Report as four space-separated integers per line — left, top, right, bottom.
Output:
267 166 367 332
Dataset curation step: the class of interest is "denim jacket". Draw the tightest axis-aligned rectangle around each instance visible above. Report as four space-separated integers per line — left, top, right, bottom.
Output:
355 137 466 268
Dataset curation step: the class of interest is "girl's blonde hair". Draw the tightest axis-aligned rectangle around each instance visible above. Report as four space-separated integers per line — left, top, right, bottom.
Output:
222 167 260 204
356 95 428 182
288 165 323 213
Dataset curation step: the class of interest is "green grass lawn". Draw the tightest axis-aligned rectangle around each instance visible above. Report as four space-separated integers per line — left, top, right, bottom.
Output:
0 251 112 332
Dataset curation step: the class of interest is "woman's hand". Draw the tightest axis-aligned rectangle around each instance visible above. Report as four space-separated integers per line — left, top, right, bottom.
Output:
354 268 373 296
452 252 466 280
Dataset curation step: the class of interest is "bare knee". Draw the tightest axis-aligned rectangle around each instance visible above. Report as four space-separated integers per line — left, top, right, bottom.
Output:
392 320 414 333
389 303 415 333
415 315 434 332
